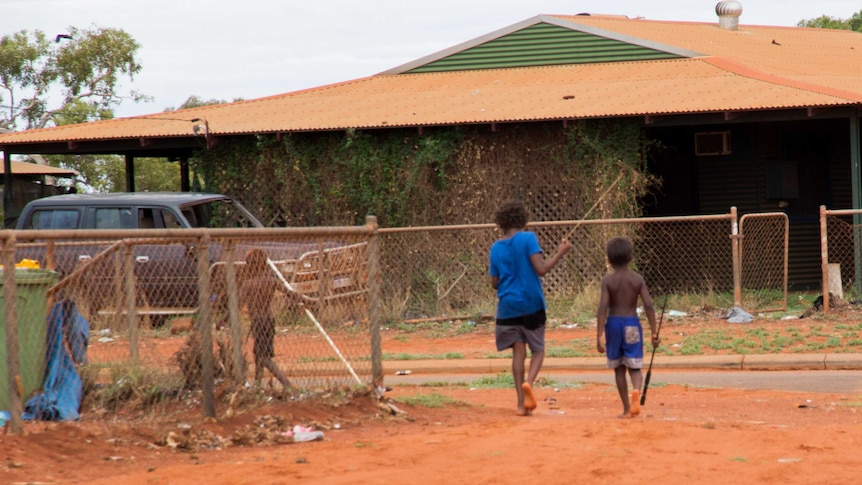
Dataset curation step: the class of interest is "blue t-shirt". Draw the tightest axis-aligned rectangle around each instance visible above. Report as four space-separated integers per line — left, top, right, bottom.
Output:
489 231 546 319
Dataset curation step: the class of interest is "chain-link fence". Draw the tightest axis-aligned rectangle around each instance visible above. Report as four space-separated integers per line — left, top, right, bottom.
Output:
379 211 786 323
2 209 792 432
1 223 379 432
821 207 862 311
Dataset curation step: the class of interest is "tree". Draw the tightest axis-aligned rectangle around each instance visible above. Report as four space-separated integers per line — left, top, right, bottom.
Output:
0 25 146 132
798 10 862 32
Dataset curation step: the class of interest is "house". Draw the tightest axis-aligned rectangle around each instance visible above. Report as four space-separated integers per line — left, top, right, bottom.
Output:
0 161 78 211
1 1 860 287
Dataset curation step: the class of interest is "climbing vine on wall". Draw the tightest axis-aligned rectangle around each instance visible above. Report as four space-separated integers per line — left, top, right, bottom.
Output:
191 118 656 227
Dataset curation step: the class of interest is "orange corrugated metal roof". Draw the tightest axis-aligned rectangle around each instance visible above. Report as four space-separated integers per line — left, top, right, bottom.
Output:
0 160 76 176
1 14 861 147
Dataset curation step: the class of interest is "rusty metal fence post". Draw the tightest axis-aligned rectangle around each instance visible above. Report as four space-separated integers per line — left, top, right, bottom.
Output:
2 234 23 434
366 216 383 386
223 240 244 385
820 205 831 312
196 234 215 418
124 245 138 361
730 206 742 307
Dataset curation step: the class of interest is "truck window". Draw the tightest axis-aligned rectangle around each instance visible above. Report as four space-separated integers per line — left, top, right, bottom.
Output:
159 209 183 228
138 208 156 228
27 209 80 230
91 207 134 229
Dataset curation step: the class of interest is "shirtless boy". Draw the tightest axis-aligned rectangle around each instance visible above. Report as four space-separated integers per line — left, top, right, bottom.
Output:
596 236 659 417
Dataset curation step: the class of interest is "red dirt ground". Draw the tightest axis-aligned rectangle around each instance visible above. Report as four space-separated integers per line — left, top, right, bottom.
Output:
2 309 862 484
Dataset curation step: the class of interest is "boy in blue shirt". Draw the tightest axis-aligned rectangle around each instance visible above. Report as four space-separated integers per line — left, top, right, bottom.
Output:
489 201 571 416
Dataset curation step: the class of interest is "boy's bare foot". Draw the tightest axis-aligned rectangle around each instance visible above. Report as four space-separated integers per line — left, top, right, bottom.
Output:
516 408 532 417
617 413 633 419
630 390 641 417
522 383 537 411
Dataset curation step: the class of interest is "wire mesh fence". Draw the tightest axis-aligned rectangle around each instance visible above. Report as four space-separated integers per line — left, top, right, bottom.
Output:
2 209 793 430
822 207 862 310
1 224 377 432
378 212 773 323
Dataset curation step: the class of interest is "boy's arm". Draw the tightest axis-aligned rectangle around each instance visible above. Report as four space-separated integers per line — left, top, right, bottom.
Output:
529 238 573 276
596 279 609 353
639 279 660 347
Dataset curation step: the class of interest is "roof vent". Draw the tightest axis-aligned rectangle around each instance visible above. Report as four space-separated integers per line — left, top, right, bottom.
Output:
715 1 743 30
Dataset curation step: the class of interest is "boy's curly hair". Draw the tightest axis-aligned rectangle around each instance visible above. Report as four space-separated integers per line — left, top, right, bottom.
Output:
606 236 633 268
494 201 529 231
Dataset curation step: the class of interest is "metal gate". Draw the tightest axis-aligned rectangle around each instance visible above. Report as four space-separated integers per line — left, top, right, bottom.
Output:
738 212 789 312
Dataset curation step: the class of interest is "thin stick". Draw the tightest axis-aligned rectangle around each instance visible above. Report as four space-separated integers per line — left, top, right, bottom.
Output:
265 258 363 385
564 171 626 240
640 295 669 406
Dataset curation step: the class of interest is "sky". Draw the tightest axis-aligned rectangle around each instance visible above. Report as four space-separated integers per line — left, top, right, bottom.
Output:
2 0 860 118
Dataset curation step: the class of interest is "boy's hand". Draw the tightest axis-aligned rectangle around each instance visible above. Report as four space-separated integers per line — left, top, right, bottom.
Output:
651 335 661 348
558 238 573 254
596 339 605 354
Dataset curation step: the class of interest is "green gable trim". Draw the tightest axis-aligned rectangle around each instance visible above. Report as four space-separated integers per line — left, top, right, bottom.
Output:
405 23 683 73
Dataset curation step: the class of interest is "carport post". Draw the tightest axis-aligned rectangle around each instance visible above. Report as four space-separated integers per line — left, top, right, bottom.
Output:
125 154 135 192
3 150 15 229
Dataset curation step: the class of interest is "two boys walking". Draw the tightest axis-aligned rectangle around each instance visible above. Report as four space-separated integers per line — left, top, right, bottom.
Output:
490 201 659 417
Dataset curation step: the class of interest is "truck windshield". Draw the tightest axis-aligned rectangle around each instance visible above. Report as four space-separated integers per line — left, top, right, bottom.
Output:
181 199 262 228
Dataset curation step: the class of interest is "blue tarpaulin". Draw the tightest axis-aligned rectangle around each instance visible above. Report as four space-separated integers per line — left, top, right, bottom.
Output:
23 300 89 421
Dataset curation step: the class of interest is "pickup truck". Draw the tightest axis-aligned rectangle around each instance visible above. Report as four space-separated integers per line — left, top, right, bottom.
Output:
13 193 368 326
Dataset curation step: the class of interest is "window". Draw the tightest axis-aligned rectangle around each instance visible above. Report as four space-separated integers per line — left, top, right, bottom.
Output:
28 209 79 230
695 131 731 156
91 207 134 229
159 209 183 228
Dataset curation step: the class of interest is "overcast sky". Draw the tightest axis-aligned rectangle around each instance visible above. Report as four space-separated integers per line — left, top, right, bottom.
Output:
3 0 860 118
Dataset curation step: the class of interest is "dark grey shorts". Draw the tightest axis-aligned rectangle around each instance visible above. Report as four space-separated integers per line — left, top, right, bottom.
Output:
495 323 545 353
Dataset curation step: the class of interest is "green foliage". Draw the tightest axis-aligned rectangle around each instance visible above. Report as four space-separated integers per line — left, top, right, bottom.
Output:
80 363 184 412
0 25 146 132
471 372 515 388
395 392 464 408
797 10 862 31
46 153 181 192
382 352 464 360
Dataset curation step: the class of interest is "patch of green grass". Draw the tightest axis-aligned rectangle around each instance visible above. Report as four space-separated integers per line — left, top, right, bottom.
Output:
802 342 827 352
419 381 468 388
671 329 734 355
396 392 464 408
382 352 464 360
471 373 515 389
730 456 749 462
825 336 842 347
545 346 591 358
846 338 862 347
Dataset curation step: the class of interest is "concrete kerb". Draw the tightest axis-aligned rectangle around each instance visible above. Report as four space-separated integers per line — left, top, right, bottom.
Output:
381 354 862 376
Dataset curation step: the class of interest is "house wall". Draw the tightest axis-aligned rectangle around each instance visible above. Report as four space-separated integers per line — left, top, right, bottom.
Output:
647 118 852 289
